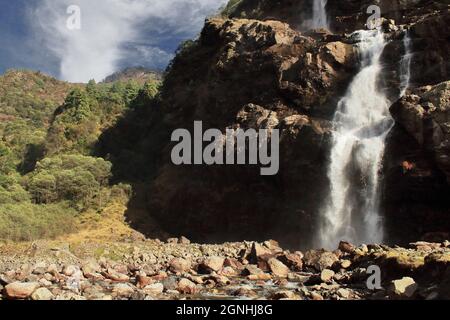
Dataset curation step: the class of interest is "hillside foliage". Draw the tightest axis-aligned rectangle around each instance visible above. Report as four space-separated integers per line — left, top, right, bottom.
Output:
0 69 161 241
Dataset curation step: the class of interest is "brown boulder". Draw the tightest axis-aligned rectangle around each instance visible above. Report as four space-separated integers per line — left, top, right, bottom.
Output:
267 258 290 278
303 250 339 272
4 282 39 299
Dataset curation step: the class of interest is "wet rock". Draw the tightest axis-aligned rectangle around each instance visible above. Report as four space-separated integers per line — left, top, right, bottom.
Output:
248 274 272 281
271 290 300 300
177 279 198 295
143 283 164 295
169 258 191 274
31 288 54 301
211 275 231 286
390 277 418 298
4 282 39 299
162 277 178 291
232 286 257 298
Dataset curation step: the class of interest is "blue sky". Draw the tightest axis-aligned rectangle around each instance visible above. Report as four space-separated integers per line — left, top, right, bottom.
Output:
0 0 228 82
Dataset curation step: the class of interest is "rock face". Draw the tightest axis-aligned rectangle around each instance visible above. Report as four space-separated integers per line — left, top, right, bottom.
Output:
385 81 450 243
113 0 450 247
391 82 450 182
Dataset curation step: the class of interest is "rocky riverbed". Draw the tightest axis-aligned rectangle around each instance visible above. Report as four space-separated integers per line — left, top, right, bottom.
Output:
1 237 449 300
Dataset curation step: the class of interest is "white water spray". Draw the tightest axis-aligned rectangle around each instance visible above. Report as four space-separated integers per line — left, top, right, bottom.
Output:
399 30 413 97
311 0 329 29
318 30 394 249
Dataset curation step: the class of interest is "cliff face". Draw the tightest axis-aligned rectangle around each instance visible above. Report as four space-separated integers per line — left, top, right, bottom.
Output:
133 0 450 247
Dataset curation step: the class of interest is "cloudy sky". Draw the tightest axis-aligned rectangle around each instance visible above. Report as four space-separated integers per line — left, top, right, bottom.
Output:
0 0 228 82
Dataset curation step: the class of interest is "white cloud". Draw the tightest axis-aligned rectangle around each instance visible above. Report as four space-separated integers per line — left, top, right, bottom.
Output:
30 0 228 82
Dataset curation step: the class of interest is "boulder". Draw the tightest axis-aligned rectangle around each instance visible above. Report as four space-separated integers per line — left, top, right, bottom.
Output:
31 288 54 301
279 253 303 271
198 257 225 274
320 269 335 283
169 258 191 274
177 279 198 295
4 282 40 299
390 277 418 298
112 283 135 297
267 258 290 278
303 250 339 271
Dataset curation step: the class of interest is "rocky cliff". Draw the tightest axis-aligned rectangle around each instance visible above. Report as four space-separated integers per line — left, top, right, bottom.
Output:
120 0 450 248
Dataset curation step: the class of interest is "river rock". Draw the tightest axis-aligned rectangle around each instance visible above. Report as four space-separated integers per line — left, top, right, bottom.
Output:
169 258 191 273
4 282 40 299
279 253 303 271
249 243 274 264
112 283 135 297
268 258 290 278
320 269 335 283
199 256 225 274
390 277 418 298
177 279 198 294
303 250 339 271
104 268 129 282
31 287 54 300
143 283 164 295
339 241 355 253
63 265 79 277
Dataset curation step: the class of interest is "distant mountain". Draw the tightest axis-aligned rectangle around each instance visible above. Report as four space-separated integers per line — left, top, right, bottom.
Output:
103 67 162 84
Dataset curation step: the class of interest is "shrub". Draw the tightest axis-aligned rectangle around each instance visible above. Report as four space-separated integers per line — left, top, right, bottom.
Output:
0 203 77 241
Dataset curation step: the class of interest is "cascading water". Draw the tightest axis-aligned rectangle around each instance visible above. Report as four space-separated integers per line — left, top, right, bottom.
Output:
311 0 329 29
318 30 394 249
399 30 413 97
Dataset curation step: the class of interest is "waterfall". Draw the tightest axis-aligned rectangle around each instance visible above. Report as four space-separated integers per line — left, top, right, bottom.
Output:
311 0 329 29
399 30 413 97
318 30 394 249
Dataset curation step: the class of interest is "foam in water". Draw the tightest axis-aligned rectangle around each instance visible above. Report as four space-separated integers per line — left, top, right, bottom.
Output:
318 30 394 249
311 0 329 29
399 30 413 97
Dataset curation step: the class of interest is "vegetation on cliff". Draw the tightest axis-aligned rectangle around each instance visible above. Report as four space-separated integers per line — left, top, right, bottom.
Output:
0 69 160 241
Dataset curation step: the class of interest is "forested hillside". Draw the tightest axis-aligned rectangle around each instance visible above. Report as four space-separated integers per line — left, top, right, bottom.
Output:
0 69 160 241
